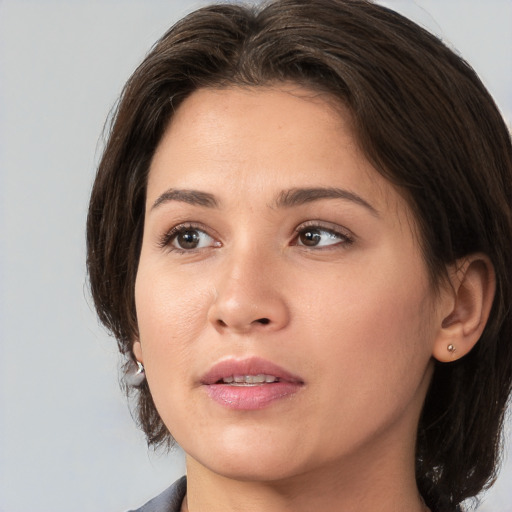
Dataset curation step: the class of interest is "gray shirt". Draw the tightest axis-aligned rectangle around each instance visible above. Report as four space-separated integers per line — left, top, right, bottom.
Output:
128 476 186 512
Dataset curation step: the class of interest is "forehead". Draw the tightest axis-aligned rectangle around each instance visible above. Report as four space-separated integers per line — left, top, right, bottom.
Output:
147 85 408 220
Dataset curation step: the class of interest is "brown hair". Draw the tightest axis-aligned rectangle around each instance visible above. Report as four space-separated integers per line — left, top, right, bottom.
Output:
87 1 512 510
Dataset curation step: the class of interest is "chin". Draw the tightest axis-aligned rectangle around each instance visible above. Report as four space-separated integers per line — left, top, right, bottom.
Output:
183 429 311 483
202 456 306 483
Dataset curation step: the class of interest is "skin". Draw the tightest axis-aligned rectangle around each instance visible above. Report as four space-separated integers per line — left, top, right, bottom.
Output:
133 85 491 512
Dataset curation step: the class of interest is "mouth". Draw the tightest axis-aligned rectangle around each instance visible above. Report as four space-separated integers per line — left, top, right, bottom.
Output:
200 357 304 410
201 356 303 386
219 374 280 385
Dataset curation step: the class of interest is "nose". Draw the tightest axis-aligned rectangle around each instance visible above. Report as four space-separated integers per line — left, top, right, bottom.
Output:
207 251 290 334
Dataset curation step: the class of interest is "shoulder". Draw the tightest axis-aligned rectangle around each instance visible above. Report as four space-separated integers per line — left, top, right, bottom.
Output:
127 476 187 512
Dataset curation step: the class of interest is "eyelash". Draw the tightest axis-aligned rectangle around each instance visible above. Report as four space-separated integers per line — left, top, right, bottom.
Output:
158 221 354 253
157 223 216 253
293 221 354 249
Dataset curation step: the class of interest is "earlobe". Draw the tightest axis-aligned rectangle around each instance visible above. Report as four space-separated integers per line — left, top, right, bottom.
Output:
127 340 146 387
432 254 495 363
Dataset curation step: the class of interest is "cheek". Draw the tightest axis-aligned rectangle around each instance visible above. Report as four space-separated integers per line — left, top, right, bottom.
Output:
134 264 217 434
134 261 213 377
301 257 435 385
294 262 436 451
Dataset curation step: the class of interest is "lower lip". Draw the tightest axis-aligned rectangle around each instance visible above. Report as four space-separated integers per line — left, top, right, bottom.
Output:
204 382 302 410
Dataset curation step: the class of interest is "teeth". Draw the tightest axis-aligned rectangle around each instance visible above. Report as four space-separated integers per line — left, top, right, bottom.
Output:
221 374 278 385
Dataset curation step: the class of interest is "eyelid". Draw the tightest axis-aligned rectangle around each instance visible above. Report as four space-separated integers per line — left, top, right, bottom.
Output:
157 222 220 251
156 220 354 252
293 220 355 246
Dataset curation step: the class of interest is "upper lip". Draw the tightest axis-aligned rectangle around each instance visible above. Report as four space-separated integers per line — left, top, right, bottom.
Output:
200 357 304 385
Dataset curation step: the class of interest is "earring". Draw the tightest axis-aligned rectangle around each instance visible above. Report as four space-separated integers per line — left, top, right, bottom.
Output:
127 360 146 387
447 344 456 354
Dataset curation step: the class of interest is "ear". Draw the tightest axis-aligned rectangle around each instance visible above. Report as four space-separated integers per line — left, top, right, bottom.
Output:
433 254 496 363
132 339 144 364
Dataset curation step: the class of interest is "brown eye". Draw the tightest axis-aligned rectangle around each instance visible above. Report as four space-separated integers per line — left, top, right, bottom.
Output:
296 226 352 248
175 230 201 249
169 227 216 250
299 229 322 246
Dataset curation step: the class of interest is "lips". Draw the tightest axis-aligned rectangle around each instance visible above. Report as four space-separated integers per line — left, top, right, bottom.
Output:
201 357 304 410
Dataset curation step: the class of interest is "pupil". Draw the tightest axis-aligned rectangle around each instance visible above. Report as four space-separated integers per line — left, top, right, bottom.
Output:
178 230 199 249
300 230 321 246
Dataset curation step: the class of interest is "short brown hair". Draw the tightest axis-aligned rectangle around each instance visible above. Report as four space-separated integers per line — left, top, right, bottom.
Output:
87 1 512 510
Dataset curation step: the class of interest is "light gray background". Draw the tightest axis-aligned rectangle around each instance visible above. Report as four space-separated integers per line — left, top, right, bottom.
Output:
0 1 511 511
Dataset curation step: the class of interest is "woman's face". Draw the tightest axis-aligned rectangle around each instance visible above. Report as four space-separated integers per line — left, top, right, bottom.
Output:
134 85 444 482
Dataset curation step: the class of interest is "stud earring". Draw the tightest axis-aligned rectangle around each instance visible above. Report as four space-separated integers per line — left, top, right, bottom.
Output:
447 344 456 354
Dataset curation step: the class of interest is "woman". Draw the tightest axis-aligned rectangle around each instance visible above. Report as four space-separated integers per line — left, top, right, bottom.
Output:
86 1 512 511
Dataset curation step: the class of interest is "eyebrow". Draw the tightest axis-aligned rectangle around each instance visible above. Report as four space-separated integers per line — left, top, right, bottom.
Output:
151 188 218 210
273 187 379 216
150 186 378 216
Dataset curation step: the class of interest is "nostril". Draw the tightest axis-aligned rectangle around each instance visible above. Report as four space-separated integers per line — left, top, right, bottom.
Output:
214 317 271 329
